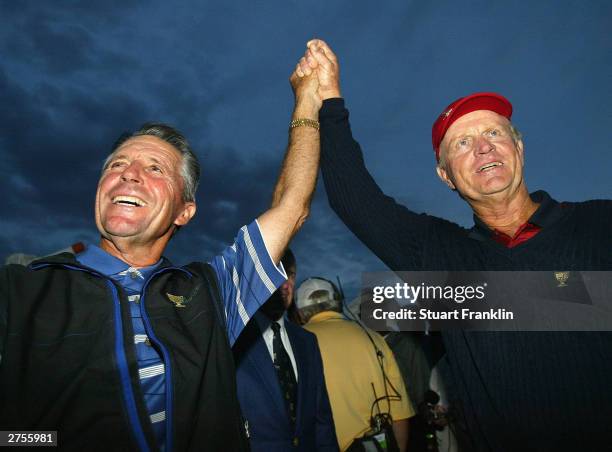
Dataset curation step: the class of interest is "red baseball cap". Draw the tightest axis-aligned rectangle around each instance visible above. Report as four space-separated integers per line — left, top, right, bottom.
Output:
431 92 513 161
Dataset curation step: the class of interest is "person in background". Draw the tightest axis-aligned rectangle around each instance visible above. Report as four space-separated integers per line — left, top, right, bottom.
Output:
234 250 338 451
296 277 414 451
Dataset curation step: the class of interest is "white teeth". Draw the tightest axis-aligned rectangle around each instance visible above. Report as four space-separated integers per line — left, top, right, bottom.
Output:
478 162 503 172
112 195 145 206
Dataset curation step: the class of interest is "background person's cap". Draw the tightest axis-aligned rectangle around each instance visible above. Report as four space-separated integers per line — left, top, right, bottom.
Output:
431 92 513 161
295 278 338 309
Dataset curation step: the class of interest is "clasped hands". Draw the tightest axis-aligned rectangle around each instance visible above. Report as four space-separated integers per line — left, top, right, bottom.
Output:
290 39 342 117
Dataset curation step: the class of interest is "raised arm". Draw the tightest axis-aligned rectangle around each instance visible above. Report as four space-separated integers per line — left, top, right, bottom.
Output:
257 54 322 264
301 39 436 271
209 50 323 343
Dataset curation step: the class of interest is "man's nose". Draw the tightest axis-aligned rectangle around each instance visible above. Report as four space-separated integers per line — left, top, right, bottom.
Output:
120 162 143 183
474 136 495 155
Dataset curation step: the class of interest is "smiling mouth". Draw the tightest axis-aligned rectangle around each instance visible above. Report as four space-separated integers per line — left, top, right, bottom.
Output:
477 162 503 173
112 195 146 207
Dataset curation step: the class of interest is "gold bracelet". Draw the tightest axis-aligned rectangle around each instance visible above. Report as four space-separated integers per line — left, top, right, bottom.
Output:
290 118 320 131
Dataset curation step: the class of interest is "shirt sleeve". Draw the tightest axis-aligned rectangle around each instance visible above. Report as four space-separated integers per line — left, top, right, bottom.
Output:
320 98 447 271
209 220 287 346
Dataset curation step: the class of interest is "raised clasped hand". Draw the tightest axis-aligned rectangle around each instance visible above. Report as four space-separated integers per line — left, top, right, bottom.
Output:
296 39 341 101
290 64 321 114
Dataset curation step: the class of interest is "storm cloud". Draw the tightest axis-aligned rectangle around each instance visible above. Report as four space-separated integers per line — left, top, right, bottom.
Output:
2 1 610 297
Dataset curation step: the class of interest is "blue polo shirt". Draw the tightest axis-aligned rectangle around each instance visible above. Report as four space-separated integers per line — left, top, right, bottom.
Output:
77 220 287 451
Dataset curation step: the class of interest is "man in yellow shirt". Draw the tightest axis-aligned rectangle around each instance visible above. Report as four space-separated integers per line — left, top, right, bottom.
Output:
296 278 414 451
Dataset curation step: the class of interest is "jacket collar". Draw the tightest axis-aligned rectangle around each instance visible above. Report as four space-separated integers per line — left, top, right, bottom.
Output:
76 243 162 280
29 245 172 273
307 311 344 324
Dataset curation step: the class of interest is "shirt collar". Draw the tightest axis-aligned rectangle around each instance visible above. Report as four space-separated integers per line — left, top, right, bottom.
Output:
254 311 287 334
307 311 344 324
76 243 163 280
468 190 564 241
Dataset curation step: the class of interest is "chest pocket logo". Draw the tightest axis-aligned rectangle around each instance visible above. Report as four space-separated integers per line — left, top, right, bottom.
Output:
166 293 186 308
166 283 201 308
554 271 570 287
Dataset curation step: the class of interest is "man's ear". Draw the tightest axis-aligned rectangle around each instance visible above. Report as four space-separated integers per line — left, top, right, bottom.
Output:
516 139 525 166
436 165 456 190
174 202 197 227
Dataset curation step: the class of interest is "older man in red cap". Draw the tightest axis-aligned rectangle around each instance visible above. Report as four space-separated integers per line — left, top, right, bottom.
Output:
431 92 543 246
294 40 612 451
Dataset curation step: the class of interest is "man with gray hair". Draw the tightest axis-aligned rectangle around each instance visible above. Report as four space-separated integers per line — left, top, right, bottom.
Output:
0 52 323 451
296 277 414 451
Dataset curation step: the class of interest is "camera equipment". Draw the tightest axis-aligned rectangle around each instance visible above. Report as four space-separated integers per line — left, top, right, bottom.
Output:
338 277 403 452
417 389 454 451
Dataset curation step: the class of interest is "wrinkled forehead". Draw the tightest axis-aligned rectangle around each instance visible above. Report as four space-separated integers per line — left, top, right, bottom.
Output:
443 110 511 142
111 135 182 163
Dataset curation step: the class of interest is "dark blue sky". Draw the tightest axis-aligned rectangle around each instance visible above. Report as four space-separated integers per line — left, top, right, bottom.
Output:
1 1 610 298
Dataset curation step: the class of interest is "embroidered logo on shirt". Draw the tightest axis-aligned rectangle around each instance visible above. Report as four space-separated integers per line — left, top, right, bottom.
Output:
554 271 570 287
118 267 145 280
166 293 187 308
165 284 201 308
